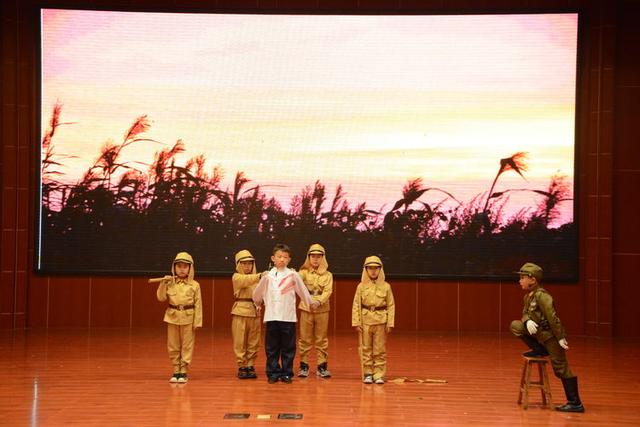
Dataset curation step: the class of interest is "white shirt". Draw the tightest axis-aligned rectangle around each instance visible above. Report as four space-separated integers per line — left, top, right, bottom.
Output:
253 267 313 322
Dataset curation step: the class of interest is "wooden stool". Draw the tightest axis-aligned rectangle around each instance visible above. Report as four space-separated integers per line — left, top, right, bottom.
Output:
518 356 553 409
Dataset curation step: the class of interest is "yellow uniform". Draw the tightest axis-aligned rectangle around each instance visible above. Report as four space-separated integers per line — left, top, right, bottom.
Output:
231 250 262 378
297 244 333 377
156 252 202 382
352 256 395 383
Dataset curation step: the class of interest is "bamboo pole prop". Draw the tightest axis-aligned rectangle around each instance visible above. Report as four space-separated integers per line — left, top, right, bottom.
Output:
148 276 172 284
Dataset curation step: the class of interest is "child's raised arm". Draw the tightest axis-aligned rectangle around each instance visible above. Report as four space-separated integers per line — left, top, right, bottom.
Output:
252 273 269 305
155 275 173 302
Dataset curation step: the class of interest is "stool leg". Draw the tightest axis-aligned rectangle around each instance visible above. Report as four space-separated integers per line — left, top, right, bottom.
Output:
523 361 532 410
538 362 547 406
518 359 527 405
541 362 553 409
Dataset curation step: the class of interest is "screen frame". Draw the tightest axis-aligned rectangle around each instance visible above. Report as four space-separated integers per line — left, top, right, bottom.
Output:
34 6 584 281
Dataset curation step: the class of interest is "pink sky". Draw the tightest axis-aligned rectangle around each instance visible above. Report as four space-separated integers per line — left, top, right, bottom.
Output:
41 10 577 226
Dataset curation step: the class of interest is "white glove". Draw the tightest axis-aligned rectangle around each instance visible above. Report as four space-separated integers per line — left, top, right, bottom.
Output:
526 320 538 335
558 338 569 350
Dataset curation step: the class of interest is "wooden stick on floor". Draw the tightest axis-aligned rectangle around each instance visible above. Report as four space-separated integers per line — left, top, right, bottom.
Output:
388 377 448 384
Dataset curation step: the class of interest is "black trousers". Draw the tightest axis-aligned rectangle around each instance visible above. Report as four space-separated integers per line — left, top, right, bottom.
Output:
510 320 574 378
265 321 297 379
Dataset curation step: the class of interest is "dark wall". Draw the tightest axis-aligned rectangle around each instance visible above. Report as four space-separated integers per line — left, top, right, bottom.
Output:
1 0 636 336
613 0 640 337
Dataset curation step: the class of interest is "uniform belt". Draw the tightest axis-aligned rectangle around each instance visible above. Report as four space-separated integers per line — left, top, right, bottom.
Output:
169 304 195 310
362 305 387 311
310 290 322 296
538 318 551 331
235 298 253 302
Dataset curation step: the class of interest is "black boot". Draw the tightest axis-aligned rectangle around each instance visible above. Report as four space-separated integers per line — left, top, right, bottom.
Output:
556 376 585 412
520 335 549 357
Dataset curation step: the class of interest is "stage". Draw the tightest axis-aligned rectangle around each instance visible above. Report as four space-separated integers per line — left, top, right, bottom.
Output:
2 329 639 426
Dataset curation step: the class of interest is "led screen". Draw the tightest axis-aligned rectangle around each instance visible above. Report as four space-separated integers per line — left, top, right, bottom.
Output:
39 9 578 279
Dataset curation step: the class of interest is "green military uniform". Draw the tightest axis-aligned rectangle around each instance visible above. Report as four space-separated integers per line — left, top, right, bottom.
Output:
231 250 262 379
511 286 573 378
298 244 333 377
156 252 202 382
510 262 584 412
352 255 395 383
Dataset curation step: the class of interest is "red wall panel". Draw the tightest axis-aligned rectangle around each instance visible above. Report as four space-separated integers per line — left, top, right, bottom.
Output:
199 278 214 328
500 281 525 333
132 278 166 328
387 279 417 331
0 272 15 328
614 96 640 172
458 281 500 332
26 274 48 327
333 279 359 330
47 276 90 327
417 280 458 331
213 277 234 329
90 277 131 327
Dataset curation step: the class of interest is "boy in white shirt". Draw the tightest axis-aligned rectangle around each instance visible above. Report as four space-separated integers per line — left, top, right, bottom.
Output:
253 243 319 383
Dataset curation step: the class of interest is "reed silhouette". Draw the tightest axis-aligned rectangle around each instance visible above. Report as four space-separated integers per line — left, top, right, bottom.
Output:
39 106 576 279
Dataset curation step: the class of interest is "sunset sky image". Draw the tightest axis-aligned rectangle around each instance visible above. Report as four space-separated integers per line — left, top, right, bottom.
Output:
41 10 578 226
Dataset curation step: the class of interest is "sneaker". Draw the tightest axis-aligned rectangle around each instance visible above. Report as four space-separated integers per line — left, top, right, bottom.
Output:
237 367 248 379
169 373 180 383
281 376 293 384
298 362 309 378
363 375 374 384
316 363 331 378
177 373 188 383
268 376 279 384
374 377 385 384
245 366 257 379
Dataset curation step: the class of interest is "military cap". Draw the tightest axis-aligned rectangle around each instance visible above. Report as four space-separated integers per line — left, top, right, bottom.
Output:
515 262 543 281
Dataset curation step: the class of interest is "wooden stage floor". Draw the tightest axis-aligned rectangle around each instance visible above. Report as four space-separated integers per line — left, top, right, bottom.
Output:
2 328 640 426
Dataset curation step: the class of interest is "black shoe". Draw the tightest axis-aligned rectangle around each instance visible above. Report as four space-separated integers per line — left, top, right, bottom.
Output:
245 366 257 379
281 376 292 384
522 349 549 357
268 376 279 384
555 402 585 412
237 367 248 379
519 335 549 357
316 363 331 378
298 362 309 377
